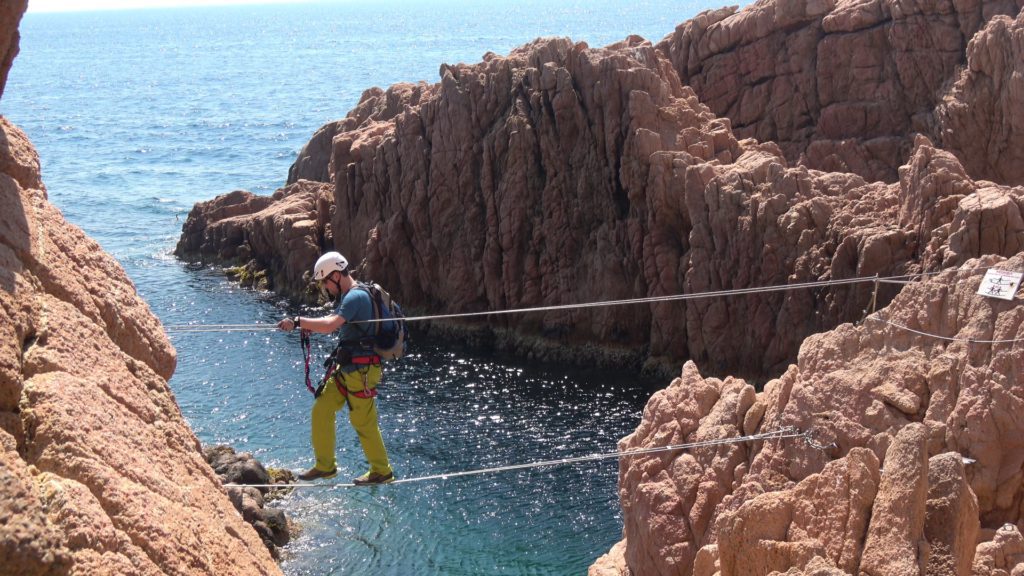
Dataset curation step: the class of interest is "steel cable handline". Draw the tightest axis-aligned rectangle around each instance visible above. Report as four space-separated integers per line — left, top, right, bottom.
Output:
165 270 954 333
866 315 1024 344
222 427 811 489
166 325 279 333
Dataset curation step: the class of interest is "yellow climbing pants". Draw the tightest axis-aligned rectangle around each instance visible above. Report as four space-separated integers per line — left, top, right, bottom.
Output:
310 364 393 476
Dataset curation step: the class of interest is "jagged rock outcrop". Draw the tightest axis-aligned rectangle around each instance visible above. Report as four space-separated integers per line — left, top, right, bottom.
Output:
181 36 738 369
175 180 333 301
936 10 1024 187
600 251 1024 576
168 0 1024 573
0 7 281 573
0 0 25 101
180 0 1023 379
658 0 1024 185
174 36 859 375
286 83 435 185
322 36 744 366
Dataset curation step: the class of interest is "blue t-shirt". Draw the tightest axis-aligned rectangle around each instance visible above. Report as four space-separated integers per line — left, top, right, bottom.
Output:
335 286 374 353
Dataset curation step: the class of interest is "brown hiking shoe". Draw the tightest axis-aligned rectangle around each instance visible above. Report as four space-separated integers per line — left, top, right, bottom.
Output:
297 466 337 481
353 471 394 485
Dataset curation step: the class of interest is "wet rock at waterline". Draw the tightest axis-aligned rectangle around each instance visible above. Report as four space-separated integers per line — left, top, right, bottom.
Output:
204 445 293 559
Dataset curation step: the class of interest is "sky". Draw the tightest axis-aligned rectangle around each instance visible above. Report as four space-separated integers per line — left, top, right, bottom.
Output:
27 0 315 13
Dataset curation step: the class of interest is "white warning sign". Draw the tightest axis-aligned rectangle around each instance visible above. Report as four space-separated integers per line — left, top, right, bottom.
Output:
977 269 1023 301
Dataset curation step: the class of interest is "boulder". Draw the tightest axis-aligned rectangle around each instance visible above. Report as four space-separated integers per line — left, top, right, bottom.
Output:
925 452 979 576
859 423 929 576
203 445 292 558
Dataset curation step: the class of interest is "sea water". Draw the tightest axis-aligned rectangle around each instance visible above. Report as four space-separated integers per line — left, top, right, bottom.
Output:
4 1 715 573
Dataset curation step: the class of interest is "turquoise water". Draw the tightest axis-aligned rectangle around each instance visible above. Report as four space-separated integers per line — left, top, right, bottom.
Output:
4 2 711 573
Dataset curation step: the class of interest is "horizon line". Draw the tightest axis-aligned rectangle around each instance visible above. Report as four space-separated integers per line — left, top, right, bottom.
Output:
26 0 327 14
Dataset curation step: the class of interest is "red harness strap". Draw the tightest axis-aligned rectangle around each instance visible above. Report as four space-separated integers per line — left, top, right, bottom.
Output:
340 386 378 399
329 356 382 399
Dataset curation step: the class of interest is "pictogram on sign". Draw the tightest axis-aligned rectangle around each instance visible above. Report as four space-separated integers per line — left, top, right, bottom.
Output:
977 269 1023 301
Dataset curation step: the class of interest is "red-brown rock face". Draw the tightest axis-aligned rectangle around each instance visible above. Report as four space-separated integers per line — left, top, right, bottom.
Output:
0 12 281 571
182 36 738 369
606 251 1024 576
0 0 26 100
658 0 1024 185
0 121 281 575
936 11 1024 187
331 37 745 365
175 181 333 301
180 35 901 375
180 2 1022 378
172 3 1024 573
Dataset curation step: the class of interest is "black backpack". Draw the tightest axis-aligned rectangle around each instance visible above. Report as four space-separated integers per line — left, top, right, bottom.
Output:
353 281 409 360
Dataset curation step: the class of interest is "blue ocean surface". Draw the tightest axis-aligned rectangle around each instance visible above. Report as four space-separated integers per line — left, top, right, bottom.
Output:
4 1 715 573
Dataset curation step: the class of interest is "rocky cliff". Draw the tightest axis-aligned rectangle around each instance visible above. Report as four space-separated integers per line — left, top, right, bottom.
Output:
0 5 282 574
173 0 1024 574
660 0 1024 185
178 1 1023 380
592 3 1024 574
595 251 1024 576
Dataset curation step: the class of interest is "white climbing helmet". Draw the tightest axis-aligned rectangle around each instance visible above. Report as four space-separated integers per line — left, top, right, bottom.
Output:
312 251 348 281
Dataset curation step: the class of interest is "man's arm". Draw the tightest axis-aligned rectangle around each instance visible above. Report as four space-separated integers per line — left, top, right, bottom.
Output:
277 314 346 334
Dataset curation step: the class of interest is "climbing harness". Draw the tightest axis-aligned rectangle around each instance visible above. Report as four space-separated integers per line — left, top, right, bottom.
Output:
302 333 382 399
324 361 380 401
224 426 820 489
